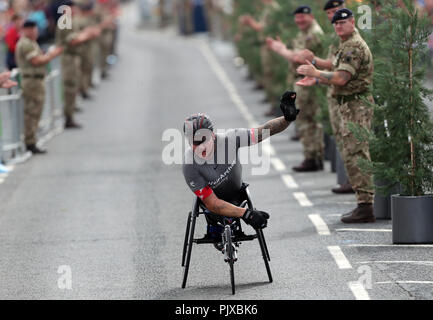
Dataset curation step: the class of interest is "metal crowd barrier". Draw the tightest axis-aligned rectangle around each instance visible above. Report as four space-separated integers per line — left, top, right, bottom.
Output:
0 57 63 165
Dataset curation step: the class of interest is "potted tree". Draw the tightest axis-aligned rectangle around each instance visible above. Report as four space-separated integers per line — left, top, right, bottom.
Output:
351 0 433 242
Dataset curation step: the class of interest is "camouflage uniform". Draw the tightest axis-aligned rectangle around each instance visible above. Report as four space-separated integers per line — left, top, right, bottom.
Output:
289 20 324 161
56 15 82 121
94 1 114 77
258 1 280 105
15 36 46 146
326 33 341 148
76 9 96 95
332 30 374 204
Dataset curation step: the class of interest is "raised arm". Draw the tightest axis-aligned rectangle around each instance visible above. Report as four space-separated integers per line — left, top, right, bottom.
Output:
255 91 299 143
255 116 290 143
266 36 297 62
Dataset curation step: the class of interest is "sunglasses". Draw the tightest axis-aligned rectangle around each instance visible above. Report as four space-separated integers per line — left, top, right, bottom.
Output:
192 136 207 146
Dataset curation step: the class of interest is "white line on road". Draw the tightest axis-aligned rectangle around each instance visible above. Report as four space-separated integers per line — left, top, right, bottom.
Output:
357 261 433 266
328 246 352 269
281 174 298 189
346 244 433 248
336 228 392 232
293 192 313 207
0 178 4 184
198 41 258 128
348 281 370 300
308 214 330 236
376 281 433 285
271 157 286 172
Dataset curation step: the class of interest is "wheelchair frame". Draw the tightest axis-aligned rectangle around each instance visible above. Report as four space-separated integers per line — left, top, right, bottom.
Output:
181 184 273 294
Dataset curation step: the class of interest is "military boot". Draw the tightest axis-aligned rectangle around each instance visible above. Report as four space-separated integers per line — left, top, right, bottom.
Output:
292 158 323 172
332 183 355 194
290 132 300 141
26 144 47 154
341 203 375 223
65 117 82 129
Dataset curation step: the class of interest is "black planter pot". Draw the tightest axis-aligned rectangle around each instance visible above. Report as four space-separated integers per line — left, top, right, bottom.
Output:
373 178 401 220
335 147 348 185
392 195 433 244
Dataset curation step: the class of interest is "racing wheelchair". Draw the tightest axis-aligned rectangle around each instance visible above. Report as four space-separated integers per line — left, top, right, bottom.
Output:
181 183 272 295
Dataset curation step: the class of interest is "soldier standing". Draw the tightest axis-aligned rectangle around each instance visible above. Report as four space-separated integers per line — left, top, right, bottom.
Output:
16 20 63 154
56 0 99 129
238 0 280 115
94 0 116 79
267 5 325 172
296 0 355 192
296 9 375 223
75 0 99 99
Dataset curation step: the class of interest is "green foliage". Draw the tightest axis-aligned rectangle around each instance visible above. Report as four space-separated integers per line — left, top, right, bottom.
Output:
230 0 333 129
350 0 433 196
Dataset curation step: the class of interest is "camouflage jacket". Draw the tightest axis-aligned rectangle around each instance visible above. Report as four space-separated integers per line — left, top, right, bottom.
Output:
332 30 373 96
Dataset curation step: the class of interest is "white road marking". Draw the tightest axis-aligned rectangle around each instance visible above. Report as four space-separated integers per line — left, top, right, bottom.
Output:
346 244 433 248
336 228 392 232
293 192 313 207
308 214 330 236
358 261 433 266
262 143 276 156
0 178 4 184
271 157 286 172
376 281 433 285
281 174 298 189
348 281 370 300
328 246 352 269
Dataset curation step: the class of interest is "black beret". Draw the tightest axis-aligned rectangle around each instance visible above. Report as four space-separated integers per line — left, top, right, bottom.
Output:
323 0 344 11
63 0 76 6
332 8 353 23
23 20 37 28
293 5 312 15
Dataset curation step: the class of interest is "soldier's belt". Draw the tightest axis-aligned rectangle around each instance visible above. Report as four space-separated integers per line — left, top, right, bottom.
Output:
22 74 45 79
335 91 370 104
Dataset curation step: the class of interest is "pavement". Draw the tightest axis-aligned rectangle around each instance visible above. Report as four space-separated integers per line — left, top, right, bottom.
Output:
0 3 432 300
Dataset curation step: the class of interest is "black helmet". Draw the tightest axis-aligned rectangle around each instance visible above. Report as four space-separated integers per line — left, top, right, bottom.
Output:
183 113 214 146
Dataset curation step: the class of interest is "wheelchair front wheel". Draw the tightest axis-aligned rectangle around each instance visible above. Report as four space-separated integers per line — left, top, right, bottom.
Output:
223 225 236 295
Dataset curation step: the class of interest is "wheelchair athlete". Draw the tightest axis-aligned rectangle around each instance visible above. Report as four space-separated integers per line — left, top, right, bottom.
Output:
182 91 299 245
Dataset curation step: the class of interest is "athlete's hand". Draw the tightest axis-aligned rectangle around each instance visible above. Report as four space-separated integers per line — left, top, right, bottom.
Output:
242 209 270 229
280 91 300 122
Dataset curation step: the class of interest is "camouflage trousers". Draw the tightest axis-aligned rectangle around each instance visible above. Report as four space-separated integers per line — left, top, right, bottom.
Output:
293 83 324 160
99 30 114 74
260 45 275 105
61 54 81 119
80 44 94 94
22 79 45 146
339 96 374 203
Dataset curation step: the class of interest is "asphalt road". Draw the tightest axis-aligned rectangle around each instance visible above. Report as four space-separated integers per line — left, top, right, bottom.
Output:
0 3 432 300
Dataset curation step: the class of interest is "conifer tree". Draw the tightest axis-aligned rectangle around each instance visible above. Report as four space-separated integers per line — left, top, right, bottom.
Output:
350 0 433 196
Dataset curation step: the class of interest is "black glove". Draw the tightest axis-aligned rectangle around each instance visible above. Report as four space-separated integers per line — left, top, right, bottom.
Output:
280 91 300 122
242 209 270 229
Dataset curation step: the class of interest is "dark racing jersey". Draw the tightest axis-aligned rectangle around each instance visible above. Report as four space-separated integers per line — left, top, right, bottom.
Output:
182 128 257 203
